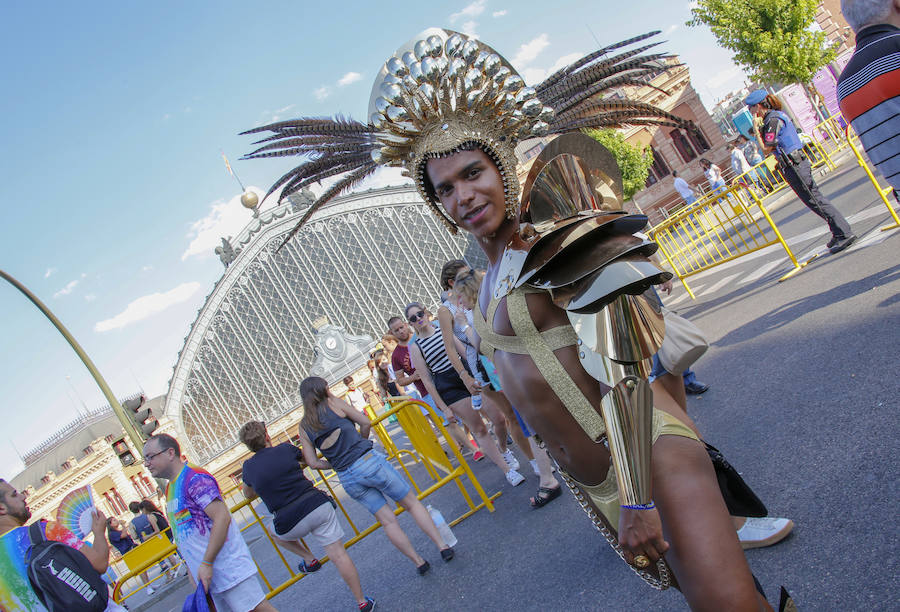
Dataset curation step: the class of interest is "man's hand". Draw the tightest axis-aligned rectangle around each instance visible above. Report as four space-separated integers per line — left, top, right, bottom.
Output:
617 507 669 566
197 562 213 592
90 509 107 536
659 279 673 295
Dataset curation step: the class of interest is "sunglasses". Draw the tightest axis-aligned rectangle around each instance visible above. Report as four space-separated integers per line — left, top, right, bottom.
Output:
408 311 426 323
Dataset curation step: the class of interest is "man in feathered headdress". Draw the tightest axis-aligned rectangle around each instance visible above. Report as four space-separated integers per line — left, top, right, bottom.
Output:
243 29 793 610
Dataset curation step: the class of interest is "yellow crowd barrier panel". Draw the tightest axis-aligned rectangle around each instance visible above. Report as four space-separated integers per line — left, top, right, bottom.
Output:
844 124 900 231
112 534 182 603
649 184 803 298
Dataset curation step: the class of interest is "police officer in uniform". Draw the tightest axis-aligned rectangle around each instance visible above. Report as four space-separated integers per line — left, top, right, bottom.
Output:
744 89 856 253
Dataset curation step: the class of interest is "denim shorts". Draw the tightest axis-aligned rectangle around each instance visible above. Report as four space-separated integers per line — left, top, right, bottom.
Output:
338 451 411 514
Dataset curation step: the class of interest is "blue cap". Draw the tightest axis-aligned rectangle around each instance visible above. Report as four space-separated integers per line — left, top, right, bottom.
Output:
743 89 767 106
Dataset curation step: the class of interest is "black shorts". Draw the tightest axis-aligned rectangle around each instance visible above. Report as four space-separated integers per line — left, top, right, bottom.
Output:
432 368 471 405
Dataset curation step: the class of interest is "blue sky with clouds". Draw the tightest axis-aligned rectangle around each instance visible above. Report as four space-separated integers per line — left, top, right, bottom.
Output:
0 0 748 475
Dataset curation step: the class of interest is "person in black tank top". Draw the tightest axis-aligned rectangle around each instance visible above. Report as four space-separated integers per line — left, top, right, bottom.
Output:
405 302 526 488
297 376 455 575
239 421 374 609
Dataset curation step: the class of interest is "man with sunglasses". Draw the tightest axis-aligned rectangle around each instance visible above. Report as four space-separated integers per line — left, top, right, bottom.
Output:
143 434 277 612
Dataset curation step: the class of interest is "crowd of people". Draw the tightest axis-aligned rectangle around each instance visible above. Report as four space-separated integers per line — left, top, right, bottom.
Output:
6 6 899 609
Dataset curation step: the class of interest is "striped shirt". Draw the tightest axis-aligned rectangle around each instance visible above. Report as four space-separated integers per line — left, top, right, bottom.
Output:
415 329 454 374
837 25 900 190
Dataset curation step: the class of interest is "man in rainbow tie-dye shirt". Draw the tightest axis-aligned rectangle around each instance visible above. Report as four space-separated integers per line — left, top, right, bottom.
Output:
0 479 126 611
143 434 277 612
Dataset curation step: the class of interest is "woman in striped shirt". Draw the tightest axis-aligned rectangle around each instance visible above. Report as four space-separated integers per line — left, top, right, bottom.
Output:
405 301 525 486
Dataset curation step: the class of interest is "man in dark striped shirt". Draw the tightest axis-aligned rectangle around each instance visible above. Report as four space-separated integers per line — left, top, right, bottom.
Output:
837 0 900 191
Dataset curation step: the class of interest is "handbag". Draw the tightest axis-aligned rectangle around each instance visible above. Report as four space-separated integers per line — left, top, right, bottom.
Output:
705 442 768 518
657 309 709 374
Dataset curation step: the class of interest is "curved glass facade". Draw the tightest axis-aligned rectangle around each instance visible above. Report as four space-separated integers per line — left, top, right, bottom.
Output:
165 185 486 463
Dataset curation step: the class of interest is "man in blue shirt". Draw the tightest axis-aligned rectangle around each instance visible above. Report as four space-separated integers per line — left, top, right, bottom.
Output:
745 90 856 253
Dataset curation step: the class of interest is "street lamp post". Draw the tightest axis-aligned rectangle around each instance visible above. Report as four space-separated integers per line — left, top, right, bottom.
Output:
0 269 148 456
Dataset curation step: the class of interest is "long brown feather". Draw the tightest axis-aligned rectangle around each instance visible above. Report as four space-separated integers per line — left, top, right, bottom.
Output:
276 164 377 250
537 31 661 94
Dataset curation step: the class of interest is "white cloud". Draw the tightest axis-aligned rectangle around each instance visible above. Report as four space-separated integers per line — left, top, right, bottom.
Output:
520 51 583 85
84 294 97 302
163 113 171 120
141 265 153 272
512 34 550 67
492 9 507 17
53 279 79 298
94 282 202 332
450 0 486 23
666 24 678 34
461 20 479 38
182 187 265 260
337 72 362 87
314 86 331 101
44 267 57 279
356 167 414 191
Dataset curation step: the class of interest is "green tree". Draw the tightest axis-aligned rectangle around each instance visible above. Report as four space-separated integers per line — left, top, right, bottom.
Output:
687 0 837 85
584 128 654 200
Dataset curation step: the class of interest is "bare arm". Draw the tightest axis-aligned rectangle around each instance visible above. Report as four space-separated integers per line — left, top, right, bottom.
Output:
197 499 231 591
146 513 161 536
297 427 332 470
437 306 479 394
82 512 111 573
241 484 256 499
394 369 418 387
409 342 452 415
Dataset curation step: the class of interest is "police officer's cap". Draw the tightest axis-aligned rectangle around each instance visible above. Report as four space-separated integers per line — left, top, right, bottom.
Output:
743 89 767 106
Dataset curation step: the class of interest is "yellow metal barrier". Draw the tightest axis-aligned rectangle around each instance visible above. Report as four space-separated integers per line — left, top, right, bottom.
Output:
844 125 900 231
116 398 499 603
112 535 181 603
649 184 802 298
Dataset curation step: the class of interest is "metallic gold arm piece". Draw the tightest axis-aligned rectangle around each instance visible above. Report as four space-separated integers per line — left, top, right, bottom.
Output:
600 375 654 507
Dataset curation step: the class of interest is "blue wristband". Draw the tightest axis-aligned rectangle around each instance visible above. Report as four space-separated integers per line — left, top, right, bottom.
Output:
621 501 655 510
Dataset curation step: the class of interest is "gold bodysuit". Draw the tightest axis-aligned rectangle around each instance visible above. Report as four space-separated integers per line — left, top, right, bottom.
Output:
473 285 699 529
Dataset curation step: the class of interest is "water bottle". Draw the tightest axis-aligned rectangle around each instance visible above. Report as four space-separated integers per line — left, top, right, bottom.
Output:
471 394 482 410
427 505 458 547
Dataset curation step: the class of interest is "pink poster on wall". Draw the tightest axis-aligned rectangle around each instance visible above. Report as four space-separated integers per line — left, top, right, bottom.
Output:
777 83 822 139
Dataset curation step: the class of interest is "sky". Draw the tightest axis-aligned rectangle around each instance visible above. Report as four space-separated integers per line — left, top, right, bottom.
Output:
0 0 752 477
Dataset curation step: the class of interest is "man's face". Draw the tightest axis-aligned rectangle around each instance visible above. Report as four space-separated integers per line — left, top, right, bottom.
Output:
426 148 508 238
0 482 31 525
142 440 175 479
389 320 411 342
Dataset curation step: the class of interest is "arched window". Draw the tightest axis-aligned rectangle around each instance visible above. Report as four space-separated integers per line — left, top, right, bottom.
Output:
670 129 697 162
686 126 710 153
649 146 670 181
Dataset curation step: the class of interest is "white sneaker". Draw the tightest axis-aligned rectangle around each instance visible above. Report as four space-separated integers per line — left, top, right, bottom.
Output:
736 517 794 550
505 469 525 486
146 586 155 595
501 449 520 471
529 459 540 476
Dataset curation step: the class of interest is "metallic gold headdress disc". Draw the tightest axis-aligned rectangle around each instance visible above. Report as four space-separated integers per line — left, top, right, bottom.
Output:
520 133 625 230
367 29 556 225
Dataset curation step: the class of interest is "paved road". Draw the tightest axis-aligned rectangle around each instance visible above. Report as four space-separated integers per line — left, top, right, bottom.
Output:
127 159 899 611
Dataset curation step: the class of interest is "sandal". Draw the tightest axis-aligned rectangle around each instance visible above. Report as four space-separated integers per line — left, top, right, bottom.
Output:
530 485 562 508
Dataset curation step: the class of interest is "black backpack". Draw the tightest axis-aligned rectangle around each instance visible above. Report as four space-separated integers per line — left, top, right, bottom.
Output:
26 522 109 611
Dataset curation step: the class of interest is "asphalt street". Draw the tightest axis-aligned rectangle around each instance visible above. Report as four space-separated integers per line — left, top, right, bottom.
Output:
129 158 899 611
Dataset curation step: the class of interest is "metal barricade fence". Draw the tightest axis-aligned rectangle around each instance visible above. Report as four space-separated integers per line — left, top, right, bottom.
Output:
648 184 802 299
844 125 900 231
113 397 499 604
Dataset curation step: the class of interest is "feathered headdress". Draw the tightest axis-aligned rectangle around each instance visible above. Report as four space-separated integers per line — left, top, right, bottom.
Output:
242 28 692 244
